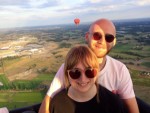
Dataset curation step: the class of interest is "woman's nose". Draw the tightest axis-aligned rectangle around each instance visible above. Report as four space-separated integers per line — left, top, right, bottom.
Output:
79 73 88 81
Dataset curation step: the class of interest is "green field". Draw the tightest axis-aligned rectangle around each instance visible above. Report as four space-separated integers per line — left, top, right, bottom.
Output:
130 69 150 86
0 91 45 110
141 62 150 68
0 74 10 89
0 73 54 110
0 41 150 110
0 22 150 110
0 74 54 90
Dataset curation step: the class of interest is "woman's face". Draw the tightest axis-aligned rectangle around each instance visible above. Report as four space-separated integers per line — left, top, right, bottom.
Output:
68 62 97 94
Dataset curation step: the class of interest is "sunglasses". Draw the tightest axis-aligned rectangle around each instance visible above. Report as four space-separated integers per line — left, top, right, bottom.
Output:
68 68 97 79
92 32 115 43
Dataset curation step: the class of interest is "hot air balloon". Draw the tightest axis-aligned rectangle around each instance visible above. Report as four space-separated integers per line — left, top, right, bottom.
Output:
74 18 80 25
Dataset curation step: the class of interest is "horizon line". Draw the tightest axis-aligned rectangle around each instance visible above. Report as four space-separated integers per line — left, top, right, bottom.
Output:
0 17 150 30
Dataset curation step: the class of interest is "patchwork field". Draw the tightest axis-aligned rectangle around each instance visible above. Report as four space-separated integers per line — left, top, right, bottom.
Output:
0 20 150 110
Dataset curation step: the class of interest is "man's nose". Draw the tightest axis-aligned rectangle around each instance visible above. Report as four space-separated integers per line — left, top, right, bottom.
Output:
97 35 105 43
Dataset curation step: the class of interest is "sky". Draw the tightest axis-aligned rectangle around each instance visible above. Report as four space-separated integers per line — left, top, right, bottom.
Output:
0 0 150 29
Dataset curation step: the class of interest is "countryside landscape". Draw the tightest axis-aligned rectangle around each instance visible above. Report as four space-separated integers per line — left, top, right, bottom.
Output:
0 18 150 110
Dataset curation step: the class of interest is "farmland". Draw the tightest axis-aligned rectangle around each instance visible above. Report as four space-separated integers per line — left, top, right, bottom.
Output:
0 18 150 110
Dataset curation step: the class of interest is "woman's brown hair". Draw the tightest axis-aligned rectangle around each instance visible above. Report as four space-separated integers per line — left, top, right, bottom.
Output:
64 45 99 88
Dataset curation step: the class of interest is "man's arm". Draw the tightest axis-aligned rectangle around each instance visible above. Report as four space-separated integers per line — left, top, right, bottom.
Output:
123 97 139 113
38 95 50 113
117 65 139 113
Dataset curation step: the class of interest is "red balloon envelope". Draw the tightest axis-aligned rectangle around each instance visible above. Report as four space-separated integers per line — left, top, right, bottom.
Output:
74 18 80 25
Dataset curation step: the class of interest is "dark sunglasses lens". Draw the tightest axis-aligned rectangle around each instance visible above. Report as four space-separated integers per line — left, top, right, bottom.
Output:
93 32 102 40
69 69 81 79
85 69 97 78
105 34 114 43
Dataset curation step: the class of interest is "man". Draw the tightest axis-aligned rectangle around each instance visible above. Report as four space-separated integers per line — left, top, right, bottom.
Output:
39 18 139 113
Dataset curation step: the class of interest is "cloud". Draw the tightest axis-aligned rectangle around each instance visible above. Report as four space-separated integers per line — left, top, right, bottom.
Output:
0 0 28 6
136 0 150 6
57 0 150 15
0 0 60 8
28 0 60 8
0 0 149 28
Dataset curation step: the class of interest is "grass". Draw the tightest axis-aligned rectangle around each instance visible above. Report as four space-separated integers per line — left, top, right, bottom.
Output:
0 73 54 90
0 91 45 110
0 73 54 110
3 56 21 65
134 85 150 104
0 74 10 89
130 68 150 103
133 78 150 86
112 43 133 52
112 43 149 57
34 73 54 81
141 62 150 68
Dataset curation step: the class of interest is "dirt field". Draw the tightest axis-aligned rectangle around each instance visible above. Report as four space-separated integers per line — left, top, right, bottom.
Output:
134 85 150 104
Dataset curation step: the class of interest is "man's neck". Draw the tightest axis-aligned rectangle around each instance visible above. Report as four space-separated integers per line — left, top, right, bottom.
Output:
98 56 106 71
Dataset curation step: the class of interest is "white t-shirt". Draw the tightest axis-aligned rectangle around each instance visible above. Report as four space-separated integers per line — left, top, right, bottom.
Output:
47 55 135 99
0 107 9 113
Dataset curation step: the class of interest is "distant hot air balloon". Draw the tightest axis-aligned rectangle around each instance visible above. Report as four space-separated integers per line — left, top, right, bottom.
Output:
74 18 80 25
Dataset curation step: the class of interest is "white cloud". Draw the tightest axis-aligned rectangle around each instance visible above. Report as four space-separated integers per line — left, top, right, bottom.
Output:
0 0 27 6
28 0 48 7
88 0 104 3
0 0 149 28
119 0 150 7
137 0 150 6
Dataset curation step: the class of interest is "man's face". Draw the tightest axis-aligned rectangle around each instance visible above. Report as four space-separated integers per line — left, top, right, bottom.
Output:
86 23 116 58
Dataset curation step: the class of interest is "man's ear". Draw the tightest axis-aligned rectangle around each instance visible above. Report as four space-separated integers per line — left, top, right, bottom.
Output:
113 38 116 46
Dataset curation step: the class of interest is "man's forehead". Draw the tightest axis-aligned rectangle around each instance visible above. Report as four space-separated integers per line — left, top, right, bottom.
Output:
89 22 116 36
89 24 103 32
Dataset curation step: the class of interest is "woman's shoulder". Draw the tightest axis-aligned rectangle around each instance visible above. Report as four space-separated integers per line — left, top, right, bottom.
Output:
50 88 75 113
51 89 68 102
99 85 120 101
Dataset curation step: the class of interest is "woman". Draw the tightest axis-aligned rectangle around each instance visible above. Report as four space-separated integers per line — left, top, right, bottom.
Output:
50 45 125 113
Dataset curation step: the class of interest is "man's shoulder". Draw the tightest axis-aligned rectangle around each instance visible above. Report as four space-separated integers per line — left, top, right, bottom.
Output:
55 63 65 76
99 85 115 96
106 56 129 73
106 55 125 66
99 85 121 103
59 63 65 69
